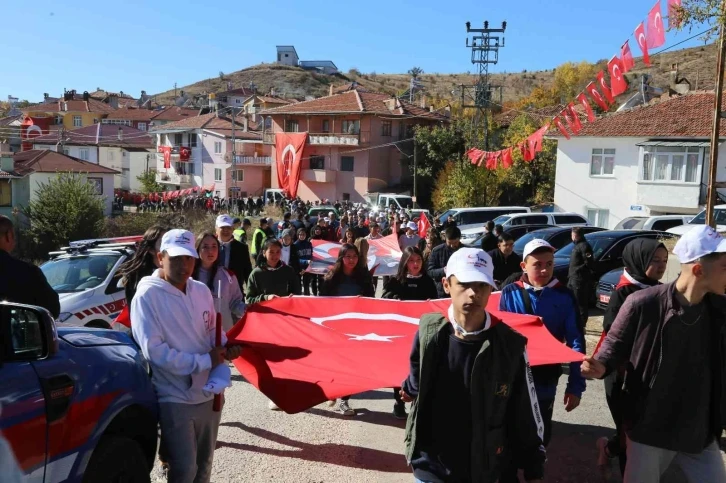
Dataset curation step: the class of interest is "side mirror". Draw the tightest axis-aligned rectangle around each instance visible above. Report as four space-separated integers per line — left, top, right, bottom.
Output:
0 302 58 362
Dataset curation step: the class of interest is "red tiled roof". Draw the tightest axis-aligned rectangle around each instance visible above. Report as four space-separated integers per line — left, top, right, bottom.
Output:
24 98 117 114
151 112 256 137
552 92 725 138
13 150 118 176
105 108 156 122
31 124 153 148
255 95 292 105
150 106 201 122
0 115 22 126
218 87 256 98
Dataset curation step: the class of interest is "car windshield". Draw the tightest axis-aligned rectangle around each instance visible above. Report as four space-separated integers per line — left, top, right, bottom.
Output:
41 254 120 293
493 215 511 224
513 231 550 253
689 209 726 225
615 218 645 230
438 210 456 224
555 236 618 260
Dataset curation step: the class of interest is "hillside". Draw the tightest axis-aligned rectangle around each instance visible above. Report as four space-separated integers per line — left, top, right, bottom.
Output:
153 41 717 107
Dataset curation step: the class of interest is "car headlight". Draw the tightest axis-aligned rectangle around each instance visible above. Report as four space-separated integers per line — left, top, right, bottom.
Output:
57 312 73 322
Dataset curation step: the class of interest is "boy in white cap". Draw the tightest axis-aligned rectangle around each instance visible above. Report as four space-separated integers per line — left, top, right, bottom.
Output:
398 221 421 250
131 229 241 483
499 239 585 459
582 226 726 482
401 247 545 483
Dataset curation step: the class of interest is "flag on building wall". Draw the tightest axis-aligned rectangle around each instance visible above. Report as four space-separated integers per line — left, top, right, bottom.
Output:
275 132 308 199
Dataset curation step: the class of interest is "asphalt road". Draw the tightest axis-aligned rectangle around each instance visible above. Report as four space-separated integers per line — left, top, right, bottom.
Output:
149 311 719 483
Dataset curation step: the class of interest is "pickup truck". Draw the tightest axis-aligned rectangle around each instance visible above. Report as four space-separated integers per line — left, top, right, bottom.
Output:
0 301 158 482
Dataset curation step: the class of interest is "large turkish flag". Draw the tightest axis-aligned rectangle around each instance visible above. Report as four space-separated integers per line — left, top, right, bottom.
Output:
308 235 403 276
228 296 584 413
275 132 307 199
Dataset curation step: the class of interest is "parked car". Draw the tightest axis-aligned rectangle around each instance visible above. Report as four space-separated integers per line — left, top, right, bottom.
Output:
512 226 608 256
438 206 531 234
1 301 158 482
463 224 554 247
308 206 340 219
667 205 726 235
552 230 676 287
595 268 623 309
615 215 692 232
41 237 141 330
493 212 590 228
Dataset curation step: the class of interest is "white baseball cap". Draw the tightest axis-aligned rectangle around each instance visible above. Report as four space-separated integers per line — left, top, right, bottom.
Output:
215 214 234 228
445 248 496 287
406 221 418 231
159 229 198 258
522 239 555 259
673 225 726 263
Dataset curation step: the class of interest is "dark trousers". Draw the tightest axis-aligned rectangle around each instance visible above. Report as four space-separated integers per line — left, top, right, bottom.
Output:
568 279 591 333
604 371 627 475
498 398 554 483
393 387 403 405
302 273 318 296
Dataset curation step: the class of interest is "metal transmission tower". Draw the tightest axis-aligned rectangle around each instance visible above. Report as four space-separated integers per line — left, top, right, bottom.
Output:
461 20 506 149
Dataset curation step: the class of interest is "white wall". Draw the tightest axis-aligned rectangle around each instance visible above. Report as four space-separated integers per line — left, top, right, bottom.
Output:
99 146 154 192
201 132 227 195
28 172 114 215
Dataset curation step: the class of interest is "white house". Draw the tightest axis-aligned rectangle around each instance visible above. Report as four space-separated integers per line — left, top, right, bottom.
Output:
551 92 725 228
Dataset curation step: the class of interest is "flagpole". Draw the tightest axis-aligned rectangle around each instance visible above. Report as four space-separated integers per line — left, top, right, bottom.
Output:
707 5 726 228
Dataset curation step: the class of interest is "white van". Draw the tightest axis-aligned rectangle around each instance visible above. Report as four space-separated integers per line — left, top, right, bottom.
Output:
438 206 531 233
494 212 589 227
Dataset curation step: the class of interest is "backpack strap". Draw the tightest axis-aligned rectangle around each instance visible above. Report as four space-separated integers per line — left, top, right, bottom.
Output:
517 284 534 315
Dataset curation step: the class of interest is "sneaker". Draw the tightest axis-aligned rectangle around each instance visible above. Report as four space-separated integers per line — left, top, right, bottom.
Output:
338 400 355 416
268 400 281 411
326 398 337 407
392 402 407 420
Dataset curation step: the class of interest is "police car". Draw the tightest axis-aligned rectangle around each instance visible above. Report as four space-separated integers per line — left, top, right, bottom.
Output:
40 237 141 330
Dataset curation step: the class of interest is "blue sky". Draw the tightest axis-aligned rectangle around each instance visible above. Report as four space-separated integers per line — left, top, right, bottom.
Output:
2 0 711 102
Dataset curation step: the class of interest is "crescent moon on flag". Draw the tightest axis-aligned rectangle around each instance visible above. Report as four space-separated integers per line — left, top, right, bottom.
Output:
313 242 341 258
309 312 421 327
613 64 622 81
655 12 662 31
638 32 647 49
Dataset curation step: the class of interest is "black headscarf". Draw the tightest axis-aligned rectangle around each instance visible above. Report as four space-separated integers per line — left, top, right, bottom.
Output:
622 238 666 286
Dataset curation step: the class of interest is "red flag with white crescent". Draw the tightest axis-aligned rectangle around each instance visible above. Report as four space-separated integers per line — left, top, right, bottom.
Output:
308 235 402 276
596 71 615 104
585 81 610 111
553 116 571 140
417 212 431 237
635 22 651 66
160 146 172 169
179 146 191 161
668 0 682 29
275 132 307 199
621 41 635 73
562 104 582 135
228 296 584 413
576 93 596 122
647 0 666 48
608 56 628 97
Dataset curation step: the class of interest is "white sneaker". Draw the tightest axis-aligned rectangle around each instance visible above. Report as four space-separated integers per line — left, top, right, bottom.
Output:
268 400 281 410
326 399 337 407
338 400 355 416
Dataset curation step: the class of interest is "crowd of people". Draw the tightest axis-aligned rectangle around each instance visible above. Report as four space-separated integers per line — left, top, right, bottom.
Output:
3 203 726 483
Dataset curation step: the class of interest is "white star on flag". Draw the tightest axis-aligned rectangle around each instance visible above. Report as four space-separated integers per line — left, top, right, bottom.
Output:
345 333 404 342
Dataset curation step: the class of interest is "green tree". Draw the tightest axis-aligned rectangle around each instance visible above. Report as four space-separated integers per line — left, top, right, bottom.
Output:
676 1 723 38
22 172 105 257
408 67 424 79
137 170 164 195
413 121 468 179
432 159 503 211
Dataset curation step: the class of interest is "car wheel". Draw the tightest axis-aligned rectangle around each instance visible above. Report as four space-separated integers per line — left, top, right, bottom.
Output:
85 320 111 329
83 435 150 483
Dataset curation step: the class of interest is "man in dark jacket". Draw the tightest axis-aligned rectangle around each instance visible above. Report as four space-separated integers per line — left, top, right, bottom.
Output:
480 220 498 252
582 225 726 482
567 226 594 332
487 232 522 289
216 215 253 291
0 215 60 317
427 226 462 298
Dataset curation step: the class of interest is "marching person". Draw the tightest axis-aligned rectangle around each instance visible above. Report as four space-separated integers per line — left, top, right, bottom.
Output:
246 239 301 305
294 228 315 296
382 246 437 419
215 214 252 290
479 220 498 252
594 239 668 477
0 215 60 318
568 226 594 332
366 221 383 240
499 239 585 455
193 233 246 332
280 229 301 274
401 247 545 482
118 225 168 305
398 221 421 250
131 229 241 483
251 218 270 261
488 232 522 289
341 227 357 245
427 226 462 298
421 227 442 265
320 243 375 416
582 226 726 483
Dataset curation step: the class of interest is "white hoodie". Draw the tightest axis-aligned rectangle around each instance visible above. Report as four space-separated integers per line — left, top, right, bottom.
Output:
131 269 227 404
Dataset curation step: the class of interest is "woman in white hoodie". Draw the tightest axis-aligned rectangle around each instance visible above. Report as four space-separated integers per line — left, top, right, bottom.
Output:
193 232 246 332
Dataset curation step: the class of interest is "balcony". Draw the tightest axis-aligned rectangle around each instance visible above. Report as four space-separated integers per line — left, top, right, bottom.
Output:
156 145 195 161
228 155 272 165
156 172 192 186
636 181 701 210
301 169 336 183
262 131 370 145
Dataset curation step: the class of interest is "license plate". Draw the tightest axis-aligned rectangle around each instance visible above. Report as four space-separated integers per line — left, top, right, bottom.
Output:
599 294 610 304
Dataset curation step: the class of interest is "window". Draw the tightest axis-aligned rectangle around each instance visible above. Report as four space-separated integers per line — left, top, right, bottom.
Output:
651 219 684 231
73 116 82 127
93 118 99 124
265 117 272 130
231 170 244 181
236 99 241 104
554 214 588 225
519 215 548 225
322 120 330 133
641 147 701 183
137 122 147 131
5 306 45 360
174 161 194 175
214 142 222 154
587 208 610 228
285 120 299 132
101 119 132 126
79 148 90 161
381 121 392 137
214 168 223 182
0 179 11 207
342 193 350 201
174 133 183 146
342 120 360 134
310 155 325 170
55 114 63 125
341 156 354 172
590 148 615 176
87 177 103 195
189 133 197 147
122 168 130 176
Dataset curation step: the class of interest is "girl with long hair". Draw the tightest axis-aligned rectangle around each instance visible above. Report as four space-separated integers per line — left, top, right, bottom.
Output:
319 244 375 416
118 225 168 304
246 239 301 305
341 227 357 245
192 233 246 331
421 227 442 265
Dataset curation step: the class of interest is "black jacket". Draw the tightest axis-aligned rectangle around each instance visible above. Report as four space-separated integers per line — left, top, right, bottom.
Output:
281 243 301 273
0 250 60 318
227 240 253 291
480 232 498 253
382 275 438 301
426 244 459 298
123 262 156 304
487 249 522 288
568 239 594 283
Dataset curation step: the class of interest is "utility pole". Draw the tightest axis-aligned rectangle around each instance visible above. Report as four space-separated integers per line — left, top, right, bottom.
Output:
707 11 726 228
231 108 237 199
413 138 418 204
174 82 177 98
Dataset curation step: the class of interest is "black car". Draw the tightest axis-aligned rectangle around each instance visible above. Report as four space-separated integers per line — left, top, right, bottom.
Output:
512 226 607 256
465 224 554 248
595 268 623 309
552 230 677 288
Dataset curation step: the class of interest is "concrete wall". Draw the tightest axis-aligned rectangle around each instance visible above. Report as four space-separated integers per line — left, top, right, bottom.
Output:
28 172 114 215
99 147 153 192
201 132 227 195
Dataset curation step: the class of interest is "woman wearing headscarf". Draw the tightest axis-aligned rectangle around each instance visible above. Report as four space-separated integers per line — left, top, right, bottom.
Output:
594 238 668 477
